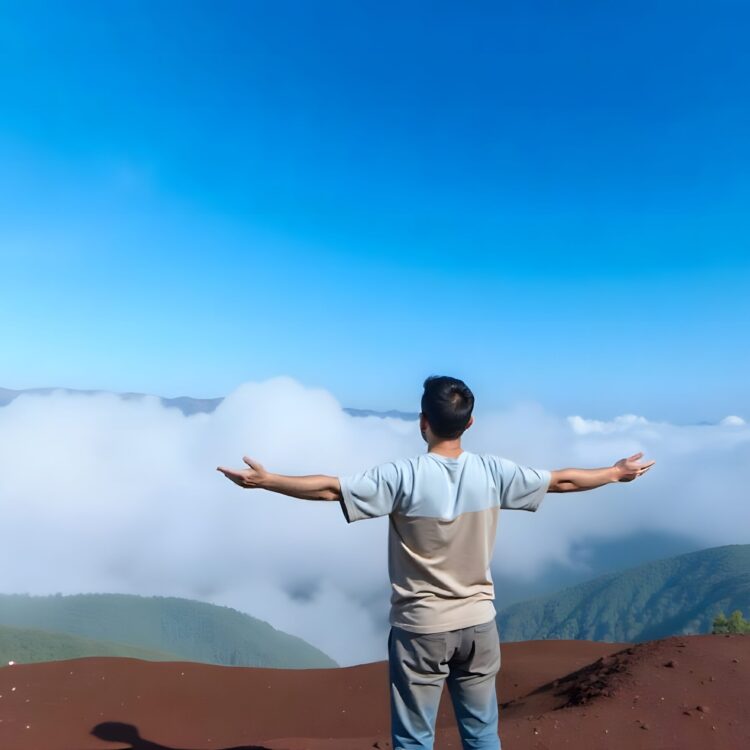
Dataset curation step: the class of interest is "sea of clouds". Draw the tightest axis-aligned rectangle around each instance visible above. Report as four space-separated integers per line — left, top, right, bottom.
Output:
0 376 747 666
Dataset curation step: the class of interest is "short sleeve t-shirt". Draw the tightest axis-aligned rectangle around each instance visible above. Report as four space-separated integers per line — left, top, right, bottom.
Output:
338 451 551 634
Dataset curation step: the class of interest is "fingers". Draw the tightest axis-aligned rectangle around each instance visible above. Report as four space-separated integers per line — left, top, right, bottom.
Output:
616 454 655 482
243 455 261 470
217 466 245 483
623 453 655 470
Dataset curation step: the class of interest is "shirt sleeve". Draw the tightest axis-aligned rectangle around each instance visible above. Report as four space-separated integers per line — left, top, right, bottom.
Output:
490 455 551 512
338 460 404 523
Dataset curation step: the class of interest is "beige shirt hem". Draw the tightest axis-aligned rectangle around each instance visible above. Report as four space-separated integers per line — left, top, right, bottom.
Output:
390 601 497 634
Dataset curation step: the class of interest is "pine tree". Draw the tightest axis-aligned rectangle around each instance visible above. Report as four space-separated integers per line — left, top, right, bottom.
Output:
712 610 750 634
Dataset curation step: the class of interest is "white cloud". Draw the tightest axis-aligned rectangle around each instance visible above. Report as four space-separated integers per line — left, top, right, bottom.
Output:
0 377 747 666
568 413 651 435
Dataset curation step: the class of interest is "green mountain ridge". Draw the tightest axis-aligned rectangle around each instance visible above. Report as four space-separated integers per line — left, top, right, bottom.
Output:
496 543 750 642
0 593 337 668
4 548 747 667
0 624 182 664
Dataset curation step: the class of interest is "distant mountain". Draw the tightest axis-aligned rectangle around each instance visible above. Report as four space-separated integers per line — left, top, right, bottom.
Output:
0 624 182 664
0 593 337 668
343 407 419 420
5 385 740 426
496 544 750 643
0 385 418 420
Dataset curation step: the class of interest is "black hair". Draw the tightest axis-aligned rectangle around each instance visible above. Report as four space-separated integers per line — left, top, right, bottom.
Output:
421 375 475 439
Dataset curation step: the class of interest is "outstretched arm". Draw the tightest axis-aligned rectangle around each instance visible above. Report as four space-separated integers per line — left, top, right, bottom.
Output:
216 457 342 501
548 451 655 493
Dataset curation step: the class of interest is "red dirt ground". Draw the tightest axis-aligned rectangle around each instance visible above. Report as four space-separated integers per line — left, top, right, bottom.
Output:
0 635 747 749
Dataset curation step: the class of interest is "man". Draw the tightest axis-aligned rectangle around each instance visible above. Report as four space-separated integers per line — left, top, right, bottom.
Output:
217 375 655 750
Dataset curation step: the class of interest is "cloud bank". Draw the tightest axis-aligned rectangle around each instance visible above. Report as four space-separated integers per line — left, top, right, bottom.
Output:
0 377 747 665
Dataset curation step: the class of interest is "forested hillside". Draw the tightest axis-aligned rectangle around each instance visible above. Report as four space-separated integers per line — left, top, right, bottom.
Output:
0 624 181 664
0 593 337 668
496 544 750 642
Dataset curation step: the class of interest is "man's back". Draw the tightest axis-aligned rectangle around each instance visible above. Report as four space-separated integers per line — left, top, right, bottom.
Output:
217 374 654 750
339 451 551 633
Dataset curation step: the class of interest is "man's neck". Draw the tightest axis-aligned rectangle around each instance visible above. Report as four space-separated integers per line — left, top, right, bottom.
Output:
427 440 464 459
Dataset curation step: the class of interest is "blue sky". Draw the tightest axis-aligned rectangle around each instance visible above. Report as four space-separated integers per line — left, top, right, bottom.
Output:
1 1 748 420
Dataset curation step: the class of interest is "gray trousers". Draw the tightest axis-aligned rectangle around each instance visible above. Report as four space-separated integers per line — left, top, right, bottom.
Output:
388 619 502 750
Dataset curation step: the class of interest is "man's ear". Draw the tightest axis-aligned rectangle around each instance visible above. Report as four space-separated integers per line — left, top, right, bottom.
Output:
465 415 474 430
419 413 431 442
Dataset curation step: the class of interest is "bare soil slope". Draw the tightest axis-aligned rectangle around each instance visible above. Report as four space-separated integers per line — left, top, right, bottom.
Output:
0 635 746 749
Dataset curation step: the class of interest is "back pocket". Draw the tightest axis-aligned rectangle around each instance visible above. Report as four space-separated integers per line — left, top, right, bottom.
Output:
419 630 447 641
473 619 497 634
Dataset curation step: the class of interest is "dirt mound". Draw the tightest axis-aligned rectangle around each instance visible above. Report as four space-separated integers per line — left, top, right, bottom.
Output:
495 634 749 749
